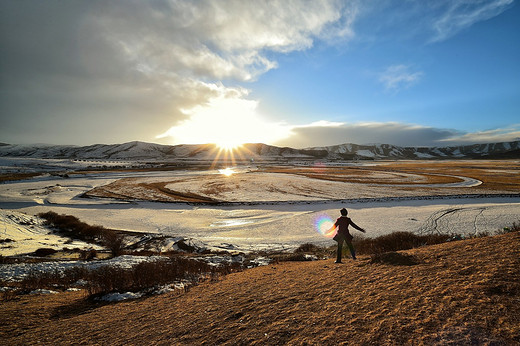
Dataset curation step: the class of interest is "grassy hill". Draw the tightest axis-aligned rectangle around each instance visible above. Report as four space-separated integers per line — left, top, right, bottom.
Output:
2 231 519 345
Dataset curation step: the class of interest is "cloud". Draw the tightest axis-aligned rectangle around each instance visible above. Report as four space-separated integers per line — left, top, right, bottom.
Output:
430 0 514 42
359 0 514 44
0 1 358 145
378 65 423 91
1 1 516 146
275 122 520 148
438 125 520 144
92 0 359 86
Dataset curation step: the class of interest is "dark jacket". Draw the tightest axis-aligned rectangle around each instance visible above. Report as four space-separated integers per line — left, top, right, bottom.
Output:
334 216 363 241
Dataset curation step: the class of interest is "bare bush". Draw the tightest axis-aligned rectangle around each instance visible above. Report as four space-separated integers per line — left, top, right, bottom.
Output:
85 257 240 296
34 248 58 257
101 231 125 257
38 211 126 256
353 232 451 255
370 252 420 266
7 256 241 298
19 267 90 292
38 211 104 242
294 243 321 253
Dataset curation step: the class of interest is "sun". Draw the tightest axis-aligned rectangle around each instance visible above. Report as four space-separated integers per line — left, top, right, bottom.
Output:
215 140 242 151
218 167 236 176
156 95 291 148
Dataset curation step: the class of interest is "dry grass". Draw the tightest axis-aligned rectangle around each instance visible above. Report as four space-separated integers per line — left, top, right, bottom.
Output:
0 173 42 183
375 160 520 191
2 231 518 345
264 166 460 185
85 179 220 203
264 160 520 191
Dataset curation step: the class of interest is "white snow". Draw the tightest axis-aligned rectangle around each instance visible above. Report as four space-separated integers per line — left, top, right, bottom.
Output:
97 291 143 302
0 166 518 257
356 150 376 157
414 152 434 159
0 209 102 256
0 255 165 282
29 289 59 295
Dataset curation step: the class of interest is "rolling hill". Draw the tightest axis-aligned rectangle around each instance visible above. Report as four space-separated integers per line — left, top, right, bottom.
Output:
0 140 519 161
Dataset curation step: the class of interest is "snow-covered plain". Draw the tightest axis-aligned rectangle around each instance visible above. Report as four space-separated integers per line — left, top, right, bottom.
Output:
1 164 519 255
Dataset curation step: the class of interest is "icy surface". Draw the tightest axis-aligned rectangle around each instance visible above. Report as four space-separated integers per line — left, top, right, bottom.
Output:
1 168 519 256
0 255 164 282
97 292 143 302
0 209 102 256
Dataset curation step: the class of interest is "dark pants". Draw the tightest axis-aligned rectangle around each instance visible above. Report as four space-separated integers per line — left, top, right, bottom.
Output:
336 238 356 262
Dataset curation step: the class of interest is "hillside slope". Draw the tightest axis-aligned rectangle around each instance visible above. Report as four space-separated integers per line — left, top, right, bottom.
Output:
2 232 519 345
1 140 519 160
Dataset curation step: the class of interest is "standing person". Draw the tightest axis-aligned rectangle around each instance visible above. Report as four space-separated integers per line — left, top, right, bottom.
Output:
330 208 366 263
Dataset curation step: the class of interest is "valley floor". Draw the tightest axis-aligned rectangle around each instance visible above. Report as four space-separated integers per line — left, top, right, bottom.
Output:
2 161 519 253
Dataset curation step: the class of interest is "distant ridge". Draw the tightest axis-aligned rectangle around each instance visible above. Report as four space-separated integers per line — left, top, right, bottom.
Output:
0 140 519 160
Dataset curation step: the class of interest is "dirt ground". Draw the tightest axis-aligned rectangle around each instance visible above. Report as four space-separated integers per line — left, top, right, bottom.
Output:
1 231 519 345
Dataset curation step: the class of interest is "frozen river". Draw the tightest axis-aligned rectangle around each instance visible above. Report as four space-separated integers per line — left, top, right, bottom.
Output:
1 170 519 252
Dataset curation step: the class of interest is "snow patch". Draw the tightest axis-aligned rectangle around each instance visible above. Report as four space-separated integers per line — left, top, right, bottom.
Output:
97 291 143 302
356 150 376 157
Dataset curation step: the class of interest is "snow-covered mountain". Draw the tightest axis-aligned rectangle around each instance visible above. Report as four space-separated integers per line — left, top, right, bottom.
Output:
0 140 519 161
304 141 520 160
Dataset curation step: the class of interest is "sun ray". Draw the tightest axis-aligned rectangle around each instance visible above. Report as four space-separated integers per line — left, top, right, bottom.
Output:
208 143 261 172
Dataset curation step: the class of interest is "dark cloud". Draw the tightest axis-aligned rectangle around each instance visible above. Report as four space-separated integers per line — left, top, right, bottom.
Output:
0 0 356 145
276 122 467 148
0 1 181 144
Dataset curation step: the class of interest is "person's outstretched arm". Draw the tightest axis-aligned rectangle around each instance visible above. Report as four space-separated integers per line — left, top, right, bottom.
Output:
350 220 366 233
327 219 340 234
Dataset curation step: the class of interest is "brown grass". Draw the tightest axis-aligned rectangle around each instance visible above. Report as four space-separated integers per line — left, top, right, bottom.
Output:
0 173 42 183
85 179 220 203
2 231 518 345
264 160 520 191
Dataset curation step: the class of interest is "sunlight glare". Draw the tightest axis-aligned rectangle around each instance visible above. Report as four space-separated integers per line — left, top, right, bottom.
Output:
156 96 291 146
219 167 235 176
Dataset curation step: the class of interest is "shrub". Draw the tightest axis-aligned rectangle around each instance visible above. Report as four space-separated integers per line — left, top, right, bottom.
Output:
279 253 317 262
38 211 126 256
353 232 451 255
9 255 241 297
498 221 520 234
19 267 90 292
370 252 420 266
34 248 58 257
79 249 97 261
101 231 125 257
86 256 241 296
294 243 321 253
38 211 104 241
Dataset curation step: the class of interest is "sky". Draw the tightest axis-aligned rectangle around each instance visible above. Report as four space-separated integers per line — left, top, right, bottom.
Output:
1 0 519 148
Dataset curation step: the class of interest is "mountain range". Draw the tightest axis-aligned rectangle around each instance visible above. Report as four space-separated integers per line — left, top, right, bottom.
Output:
0 141 519 161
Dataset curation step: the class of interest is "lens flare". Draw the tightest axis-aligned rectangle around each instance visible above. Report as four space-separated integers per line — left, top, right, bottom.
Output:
314 215 336 238
219 167 235 176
